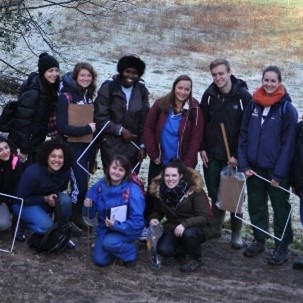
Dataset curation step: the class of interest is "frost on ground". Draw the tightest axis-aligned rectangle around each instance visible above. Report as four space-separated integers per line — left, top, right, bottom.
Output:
1 1 303 302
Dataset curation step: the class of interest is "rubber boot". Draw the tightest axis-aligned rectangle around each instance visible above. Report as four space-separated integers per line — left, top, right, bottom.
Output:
210 205 225 239
72 202 93 232
230 213 245 249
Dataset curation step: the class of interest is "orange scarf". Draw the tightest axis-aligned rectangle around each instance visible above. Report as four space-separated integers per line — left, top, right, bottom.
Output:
253 84 286 107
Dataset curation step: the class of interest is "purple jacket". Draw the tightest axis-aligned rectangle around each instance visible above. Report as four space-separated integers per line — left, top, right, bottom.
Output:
144 97 203 168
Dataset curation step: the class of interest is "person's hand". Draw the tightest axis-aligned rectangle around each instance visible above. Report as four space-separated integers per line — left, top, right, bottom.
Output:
174 224 185 237
138 148 146 162
244 169 255 177
88 122 96 133
200 151 208 167
44 193 57 207
84 198 92 208
149 219 160 226
121 128 136 141
228 156 238 167
271 179 280 188
105 216 114 229
154 157 161 165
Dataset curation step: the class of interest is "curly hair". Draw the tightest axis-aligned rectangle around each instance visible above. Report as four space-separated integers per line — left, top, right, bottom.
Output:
36 139 73 171
105 154 132 185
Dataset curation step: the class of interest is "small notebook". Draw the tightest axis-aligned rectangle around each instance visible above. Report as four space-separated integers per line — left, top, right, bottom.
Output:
67 103 94 143
109 204 128 222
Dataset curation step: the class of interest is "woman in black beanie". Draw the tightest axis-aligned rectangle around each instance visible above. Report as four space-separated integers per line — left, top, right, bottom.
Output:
8 52 60 168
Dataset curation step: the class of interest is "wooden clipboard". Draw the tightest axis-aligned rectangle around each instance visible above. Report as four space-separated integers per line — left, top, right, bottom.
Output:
67 103 94 143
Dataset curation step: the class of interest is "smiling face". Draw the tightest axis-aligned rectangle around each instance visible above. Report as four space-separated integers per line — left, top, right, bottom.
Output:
109 160 126 185
211 64 232 93
47 148 64 172
76 68 93 89
44 67 59 84
262 71 280 95
121 67 139 87
174 80 191 103
0 141 11 161
163 167 183 189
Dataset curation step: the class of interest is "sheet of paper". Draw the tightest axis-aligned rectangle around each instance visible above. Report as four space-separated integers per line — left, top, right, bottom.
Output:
110 204 127 222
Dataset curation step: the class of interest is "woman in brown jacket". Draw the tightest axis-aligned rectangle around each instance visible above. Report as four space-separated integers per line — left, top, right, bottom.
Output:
148 159 214 273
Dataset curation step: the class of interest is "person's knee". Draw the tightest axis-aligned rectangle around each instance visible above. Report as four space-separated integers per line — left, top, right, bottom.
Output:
0 220 11 231
93 254 112 267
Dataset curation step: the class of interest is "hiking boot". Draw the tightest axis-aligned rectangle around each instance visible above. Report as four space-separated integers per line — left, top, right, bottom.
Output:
293 258 303 270
243 240 265 257
138 227 147 242
179 258 203 273
268 246 288 266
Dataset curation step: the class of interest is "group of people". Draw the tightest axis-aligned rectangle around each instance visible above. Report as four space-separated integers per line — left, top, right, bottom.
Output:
0 53 302 273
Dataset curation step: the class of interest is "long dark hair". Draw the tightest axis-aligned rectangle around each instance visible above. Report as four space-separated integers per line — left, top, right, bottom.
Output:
72 62 97 97
36 139 73 172
159 75 193 113
105 154 132 185
162 158 193 187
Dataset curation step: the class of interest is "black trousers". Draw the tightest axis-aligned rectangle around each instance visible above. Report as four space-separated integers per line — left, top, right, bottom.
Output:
157 227 205 261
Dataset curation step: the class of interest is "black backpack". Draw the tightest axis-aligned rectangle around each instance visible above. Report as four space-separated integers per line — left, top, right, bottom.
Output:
0 100 18 132
291 121 303 193
28 194 73 254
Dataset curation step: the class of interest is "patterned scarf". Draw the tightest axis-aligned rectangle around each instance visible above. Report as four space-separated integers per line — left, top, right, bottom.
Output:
160 179 189 208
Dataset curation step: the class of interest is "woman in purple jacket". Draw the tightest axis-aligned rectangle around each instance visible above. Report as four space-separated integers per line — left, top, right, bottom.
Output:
144 75 203 218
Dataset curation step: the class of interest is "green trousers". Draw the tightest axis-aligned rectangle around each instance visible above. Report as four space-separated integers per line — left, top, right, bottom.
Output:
203 158 226 227
246 167 293 247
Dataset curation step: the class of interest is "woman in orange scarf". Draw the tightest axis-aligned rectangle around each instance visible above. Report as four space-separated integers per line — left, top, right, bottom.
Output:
238 66 298 265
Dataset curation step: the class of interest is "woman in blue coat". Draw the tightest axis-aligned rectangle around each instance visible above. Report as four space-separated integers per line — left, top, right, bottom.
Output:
84 154 145 267
12 139 74 235
238 66 298 265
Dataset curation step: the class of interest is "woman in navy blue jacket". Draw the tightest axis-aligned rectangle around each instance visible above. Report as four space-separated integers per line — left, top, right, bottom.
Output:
238 66 298 265
84 154 145 267
12 139 73 235
56 62 97 233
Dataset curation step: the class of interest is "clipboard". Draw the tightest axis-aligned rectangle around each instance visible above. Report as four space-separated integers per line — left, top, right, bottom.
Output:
109 204 128 222
67 103 94 143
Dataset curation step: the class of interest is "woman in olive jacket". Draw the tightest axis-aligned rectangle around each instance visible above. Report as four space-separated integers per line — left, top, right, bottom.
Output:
148 159 214 272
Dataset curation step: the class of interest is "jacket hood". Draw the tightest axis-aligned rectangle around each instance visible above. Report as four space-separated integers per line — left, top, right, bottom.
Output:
61 72 77 92
207 74 248 98
149 167 204 198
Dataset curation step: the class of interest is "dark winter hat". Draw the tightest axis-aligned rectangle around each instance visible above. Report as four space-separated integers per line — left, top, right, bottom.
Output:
38 52 59 78
117 55 146 78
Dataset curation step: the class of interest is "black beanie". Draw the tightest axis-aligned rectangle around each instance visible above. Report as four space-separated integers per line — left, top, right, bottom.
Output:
117 55 146 78
38 52 59 78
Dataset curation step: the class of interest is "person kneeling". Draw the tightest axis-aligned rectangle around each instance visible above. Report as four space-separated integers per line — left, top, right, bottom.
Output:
84 155 145 267
12 139 74 251
148 159 214 273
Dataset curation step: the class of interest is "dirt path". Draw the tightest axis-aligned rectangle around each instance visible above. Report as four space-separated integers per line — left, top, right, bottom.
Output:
1 229 303 303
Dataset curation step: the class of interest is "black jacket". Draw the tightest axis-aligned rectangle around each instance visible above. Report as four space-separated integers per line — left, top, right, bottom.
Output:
200 75 252 161
8 73 58 154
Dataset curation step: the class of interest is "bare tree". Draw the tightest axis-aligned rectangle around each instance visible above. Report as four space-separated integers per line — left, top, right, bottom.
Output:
0 0 149 74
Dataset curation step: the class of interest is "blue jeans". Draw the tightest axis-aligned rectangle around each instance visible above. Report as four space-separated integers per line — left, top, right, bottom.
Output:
12 192 72 234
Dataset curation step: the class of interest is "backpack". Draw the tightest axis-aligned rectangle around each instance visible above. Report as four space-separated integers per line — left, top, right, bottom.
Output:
0 100 18 132
291 121 303 193
27 193 73 254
